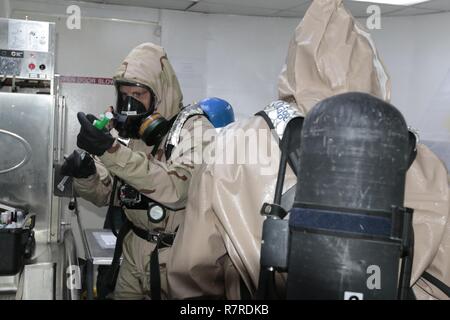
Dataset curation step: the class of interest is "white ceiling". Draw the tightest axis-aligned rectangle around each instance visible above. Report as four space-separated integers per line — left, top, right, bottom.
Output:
69 0 450 18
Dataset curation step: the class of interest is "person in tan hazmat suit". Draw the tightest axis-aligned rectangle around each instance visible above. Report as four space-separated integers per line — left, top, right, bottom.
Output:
167 0 450 300
61 43 214 299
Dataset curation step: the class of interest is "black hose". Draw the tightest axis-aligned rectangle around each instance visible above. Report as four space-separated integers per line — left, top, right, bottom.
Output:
273 125 291 206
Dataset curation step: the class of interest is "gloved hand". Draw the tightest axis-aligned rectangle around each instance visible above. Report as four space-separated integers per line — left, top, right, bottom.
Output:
61 150 96 178
77 112 115 156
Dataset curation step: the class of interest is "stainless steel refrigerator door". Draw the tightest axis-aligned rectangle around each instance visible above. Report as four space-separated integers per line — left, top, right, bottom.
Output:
0 92 55 243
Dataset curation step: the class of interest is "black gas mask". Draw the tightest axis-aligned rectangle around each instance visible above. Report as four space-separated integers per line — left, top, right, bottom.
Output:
113 82 170 146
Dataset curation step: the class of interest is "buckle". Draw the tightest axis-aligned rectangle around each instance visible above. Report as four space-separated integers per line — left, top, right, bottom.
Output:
160 232 176 247
146 230 161 243
260 203 288 219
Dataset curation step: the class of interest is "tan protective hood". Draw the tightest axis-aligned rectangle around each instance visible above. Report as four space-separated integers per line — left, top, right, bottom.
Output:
278 0 391 114
113 42 183 120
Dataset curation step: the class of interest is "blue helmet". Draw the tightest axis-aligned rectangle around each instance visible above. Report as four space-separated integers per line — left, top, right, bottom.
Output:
198 97 235 128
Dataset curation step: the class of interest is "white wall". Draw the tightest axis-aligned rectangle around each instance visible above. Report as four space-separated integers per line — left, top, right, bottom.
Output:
370 13 450 144
160 10 208 108
161 9 298 119
204 14 297 119
0 0 10 17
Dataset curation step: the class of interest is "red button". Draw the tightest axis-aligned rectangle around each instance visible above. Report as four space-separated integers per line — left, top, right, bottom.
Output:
28 63 36 70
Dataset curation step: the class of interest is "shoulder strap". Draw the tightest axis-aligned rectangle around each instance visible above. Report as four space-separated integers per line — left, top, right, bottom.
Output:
109 218 132 293
164 104 205 160
255 103 304 300
422 272 450 298
255 100 304 141
255 110 275 130
255 100 304 177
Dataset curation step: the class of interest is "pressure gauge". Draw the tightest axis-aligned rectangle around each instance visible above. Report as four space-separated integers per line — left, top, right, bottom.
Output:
147 203 166 224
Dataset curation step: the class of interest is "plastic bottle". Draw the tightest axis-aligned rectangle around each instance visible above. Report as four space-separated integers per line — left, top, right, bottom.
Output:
1 211 11 225
16 210 25 227
93 112 114 130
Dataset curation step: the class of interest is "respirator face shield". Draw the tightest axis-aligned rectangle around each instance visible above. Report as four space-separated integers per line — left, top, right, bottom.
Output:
113 81 155 139
113 81 171 146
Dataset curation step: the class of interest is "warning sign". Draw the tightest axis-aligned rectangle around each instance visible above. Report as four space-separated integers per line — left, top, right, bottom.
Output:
60 76 114 86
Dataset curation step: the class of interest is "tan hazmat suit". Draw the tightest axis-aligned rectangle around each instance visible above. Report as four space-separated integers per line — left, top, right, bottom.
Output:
167 0 450 300
74 43 213 299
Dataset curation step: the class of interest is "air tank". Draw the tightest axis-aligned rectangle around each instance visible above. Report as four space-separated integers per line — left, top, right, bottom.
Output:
294 92 411 213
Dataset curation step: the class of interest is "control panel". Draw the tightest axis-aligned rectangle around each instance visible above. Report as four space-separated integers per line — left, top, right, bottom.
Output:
0 18 55 80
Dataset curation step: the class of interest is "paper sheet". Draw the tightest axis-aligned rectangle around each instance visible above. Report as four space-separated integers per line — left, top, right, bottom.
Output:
93 231 116 249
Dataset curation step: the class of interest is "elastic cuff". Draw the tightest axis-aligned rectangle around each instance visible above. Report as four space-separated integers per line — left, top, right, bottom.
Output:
107 140 121 154
73 172 100 190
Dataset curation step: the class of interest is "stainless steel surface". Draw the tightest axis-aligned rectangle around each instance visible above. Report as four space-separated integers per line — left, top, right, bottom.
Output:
53 75 63 163
49 76 64 242
0 238 66 300
33 242 65 300
0 274 19 293
0 92 55 243
21 262 55 300
0 129 32 174
50 196 62 242
0 18 55 81
0 263 18 300
12 242 66 300
85 229 116 265
54 76 66 163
